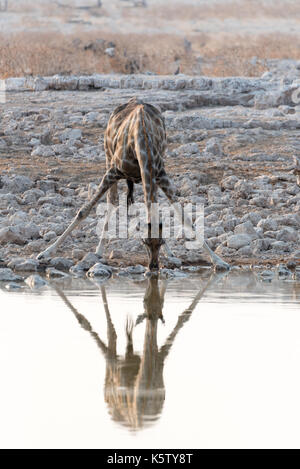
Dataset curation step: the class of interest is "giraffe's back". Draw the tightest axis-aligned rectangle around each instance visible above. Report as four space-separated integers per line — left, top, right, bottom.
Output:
104 98 167 183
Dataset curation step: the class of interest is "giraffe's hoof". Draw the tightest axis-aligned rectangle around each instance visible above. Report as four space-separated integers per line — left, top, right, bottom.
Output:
36 249 51 260
214 261 230 272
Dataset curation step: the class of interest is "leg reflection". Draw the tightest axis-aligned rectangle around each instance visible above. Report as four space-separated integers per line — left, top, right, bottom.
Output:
54 272 223 430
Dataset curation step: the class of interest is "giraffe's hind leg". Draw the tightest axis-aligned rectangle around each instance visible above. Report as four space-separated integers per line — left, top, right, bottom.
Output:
157 171 230 271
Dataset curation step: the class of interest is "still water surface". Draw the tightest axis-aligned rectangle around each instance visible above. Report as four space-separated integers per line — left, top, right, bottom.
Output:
1 270 300 449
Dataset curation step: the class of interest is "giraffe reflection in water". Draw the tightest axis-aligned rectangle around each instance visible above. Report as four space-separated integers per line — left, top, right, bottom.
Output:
55 273 217 430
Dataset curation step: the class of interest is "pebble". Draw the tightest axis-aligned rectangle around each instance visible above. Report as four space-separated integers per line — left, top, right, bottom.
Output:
227 234 252 250
86 262 112 278
0 268 22 281
25 274 47 288
5 282 23 290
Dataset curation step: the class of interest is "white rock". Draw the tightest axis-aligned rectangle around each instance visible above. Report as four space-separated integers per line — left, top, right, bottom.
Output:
5 282 23 290
221 175 239 190
83 112 100 123
276 227 298 243
60 128 82 142
4 77 26 91
159 268 187 279
260 270 274 280
87 262 112 277
0 227 26 245
237 245 253 256
271 240 290 252
241 212 263 226
234 221 257 238
0 268 22 281
22 189 44 204
46 268 69 279
252 238 272 252
177 143 199 155
234 180 252 197
50 257 74 270
25 274 47 288
31 145 55 158
205 138 223 156
118 265 146 276
227 234 252 250
8 258 39 272
43 231 57 242
0 175 34 194
0 193 20 208
105 47 115 57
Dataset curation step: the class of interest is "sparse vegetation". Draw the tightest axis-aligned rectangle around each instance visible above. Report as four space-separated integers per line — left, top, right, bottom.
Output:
1 31 300 79
0 0 300 78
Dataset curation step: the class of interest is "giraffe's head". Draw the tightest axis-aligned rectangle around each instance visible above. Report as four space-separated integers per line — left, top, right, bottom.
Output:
143 222 163 273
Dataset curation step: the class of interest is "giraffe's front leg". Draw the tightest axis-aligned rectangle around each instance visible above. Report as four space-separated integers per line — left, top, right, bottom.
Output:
37 168 121 260
95 203 118 257
157 172 230 271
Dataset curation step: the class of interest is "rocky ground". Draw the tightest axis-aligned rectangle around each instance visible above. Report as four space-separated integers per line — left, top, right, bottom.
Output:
1 64 300 284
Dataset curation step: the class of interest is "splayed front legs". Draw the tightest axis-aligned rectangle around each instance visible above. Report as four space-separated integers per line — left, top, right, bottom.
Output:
157 171 230 271
36 168 121 260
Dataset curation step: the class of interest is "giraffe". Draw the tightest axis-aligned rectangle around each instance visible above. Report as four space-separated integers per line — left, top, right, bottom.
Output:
54 272 219 430
37 97 229 272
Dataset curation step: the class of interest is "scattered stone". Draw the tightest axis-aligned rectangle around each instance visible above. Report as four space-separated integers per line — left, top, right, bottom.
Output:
43 231 57 242
25 274 47 288
234 221 257 238
221 175 239 190
238 245 253 256
50 257 74 271
76 252 101 270
277 264 291 277
5 282 23 290
257 218 278 232
252 238 272 252
204 137 223 156
60 128 82 142
72 249 85 260
227 234 252 250
118 264 146 276
0 175 34 194
9 258 39 272
86 262 112 278
276 227 298 243
105 47 115 58
31 145 55 158
0 227 26 245
46 268 70 279
260 270 274 281
0 268 22 281
162 257 182 268
159 268 187 279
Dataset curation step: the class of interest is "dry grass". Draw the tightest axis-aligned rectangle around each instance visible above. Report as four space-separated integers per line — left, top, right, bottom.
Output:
125 0 300 21
199 33 300 76
1 30 300 79
0 31 197 78
1 0 300 78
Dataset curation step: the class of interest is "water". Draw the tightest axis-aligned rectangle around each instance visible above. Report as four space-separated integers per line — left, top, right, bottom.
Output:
1 270 300 449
